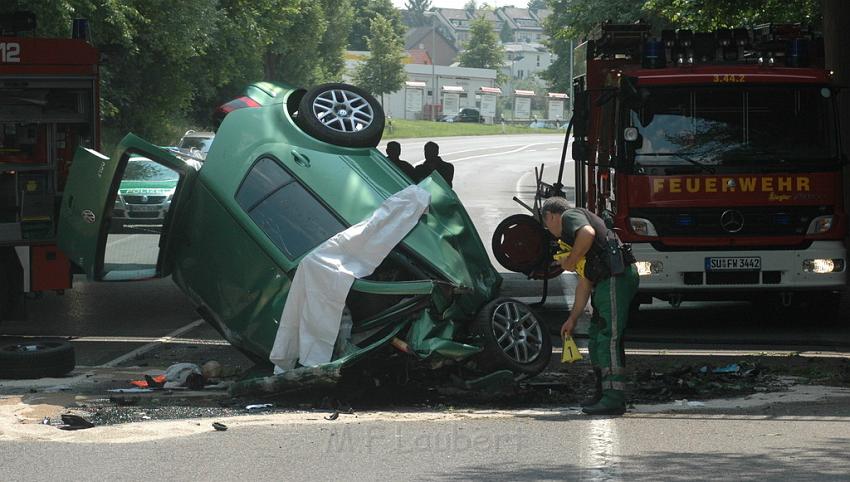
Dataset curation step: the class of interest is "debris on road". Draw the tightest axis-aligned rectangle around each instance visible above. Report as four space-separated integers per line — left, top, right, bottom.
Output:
212 422 228 431
58 414 95 431
324 412 339 421
630 361 785 403
245 404 273 411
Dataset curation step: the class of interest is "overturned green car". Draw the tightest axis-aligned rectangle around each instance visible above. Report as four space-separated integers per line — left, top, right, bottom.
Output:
57 82 552 388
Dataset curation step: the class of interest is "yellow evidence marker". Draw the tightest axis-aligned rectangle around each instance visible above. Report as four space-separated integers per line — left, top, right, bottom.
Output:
553 240 586 278
561 335 583 363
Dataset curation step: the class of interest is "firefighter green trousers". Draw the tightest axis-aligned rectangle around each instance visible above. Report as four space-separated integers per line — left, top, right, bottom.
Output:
587 264 640 392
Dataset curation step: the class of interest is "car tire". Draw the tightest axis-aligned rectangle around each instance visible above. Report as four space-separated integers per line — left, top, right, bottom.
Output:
472 298 552 379
0 339 76 379
492 214 552 274
296 83 385 148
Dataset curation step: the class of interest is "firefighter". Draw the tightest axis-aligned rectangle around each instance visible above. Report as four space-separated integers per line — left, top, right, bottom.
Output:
541 197 639 415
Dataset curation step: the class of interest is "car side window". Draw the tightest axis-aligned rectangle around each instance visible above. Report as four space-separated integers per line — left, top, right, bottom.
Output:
236 157 344 259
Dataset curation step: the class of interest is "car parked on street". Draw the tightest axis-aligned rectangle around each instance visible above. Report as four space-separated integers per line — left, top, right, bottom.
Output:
176 130 215 159
111 156 178 231
440 108 484 123
57 82 551 388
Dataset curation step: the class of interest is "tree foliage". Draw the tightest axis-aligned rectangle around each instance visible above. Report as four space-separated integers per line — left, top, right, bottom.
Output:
459 15 507 84
353 14 407 103
349 0 405 51
0 0 355 144
404 0 432 27
541 0 822 92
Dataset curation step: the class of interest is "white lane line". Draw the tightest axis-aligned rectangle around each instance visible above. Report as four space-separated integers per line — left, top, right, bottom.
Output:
71 335 229 346
515 169 536 204
98 318 207 367
585 418 621 481
447 143 553 163
551 346 850 359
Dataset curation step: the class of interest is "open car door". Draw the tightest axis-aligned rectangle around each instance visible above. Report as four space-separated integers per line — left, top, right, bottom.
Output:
58 134 198 281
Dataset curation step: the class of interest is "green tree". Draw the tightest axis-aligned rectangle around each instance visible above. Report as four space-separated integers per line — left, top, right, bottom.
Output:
643 0 820 30
459 15 507 84
349 0 406 51
354 14 407 106
405 0 432 27
527 0 547 12
500 19 514 42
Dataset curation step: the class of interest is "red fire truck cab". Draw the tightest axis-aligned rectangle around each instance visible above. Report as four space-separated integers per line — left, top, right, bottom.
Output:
571 22 845 313
0 12 99 322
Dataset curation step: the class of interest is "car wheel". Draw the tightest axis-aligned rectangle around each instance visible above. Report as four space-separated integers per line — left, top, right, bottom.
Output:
0 339 76 379
492 214 552 274
296 83 385 148
473 298 552 379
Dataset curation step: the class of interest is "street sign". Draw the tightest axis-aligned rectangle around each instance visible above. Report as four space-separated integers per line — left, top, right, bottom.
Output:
514 96 531 119
405 88 423 113
480 94 497 117
548 99 564 120
443 92 459 116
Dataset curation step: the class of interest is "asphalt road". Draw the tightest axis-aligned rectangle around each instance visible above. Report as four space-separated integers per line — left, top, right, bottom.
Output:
2 397 850 481
2 134 850 480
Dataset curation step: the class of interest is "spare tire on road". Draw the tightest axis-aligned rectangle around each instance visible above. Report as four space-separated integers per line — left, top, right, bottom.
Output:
0 339 75 379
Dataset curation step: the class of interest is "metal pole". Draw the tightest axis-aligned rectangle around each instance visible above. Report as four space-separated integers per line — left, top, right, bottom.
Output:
432 19 437 121
568 39 574 114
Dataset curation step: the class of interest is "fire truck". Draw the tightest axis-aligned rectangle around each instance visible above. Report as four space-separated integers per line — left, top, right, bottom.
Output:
570 22 845 314
0 12 99 323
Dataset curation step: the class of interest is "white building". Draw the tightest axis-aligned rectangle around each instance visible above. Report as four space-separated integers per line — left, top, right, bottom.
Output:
502 42 555 82
382 63 499 121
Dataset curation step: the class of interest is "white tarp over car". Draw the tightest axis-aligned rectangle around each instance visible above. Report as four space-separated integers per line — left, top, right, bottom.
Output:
269 185 431 373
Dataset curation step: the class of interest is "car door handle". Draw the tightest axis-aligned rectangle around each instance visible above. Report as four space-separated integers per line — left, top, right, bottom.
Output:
292 151 311 167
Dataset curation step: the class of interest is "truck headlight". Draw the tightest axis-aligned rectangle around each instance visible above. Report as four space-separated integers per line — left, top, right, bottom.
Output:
806 215 834 234
636 260 663 276
802 258 844 273
629 217 658 237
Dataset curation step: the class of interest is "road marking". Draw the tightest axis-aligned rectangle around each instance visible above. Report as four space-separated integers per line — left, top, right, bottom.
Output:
98 318 207 367
585 417 621 481
552 346 850 359
379 141 563 163
71 335 229 346
447 143 554 163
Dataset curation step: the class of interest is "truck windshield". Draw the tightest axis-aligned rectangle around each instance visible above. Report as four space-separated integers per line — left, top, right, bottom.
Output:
626 85 838 172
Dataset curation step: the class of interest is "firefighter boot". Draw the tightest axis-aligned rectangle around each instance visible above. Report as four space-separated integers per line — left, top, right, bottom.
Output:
581 389 626 416
580 366 603 407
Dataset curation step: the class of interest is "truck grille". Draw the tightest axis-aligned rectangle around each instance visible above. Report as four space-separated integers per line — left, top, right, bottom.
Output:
124 195 167 205
630 206 830 237
683 271 783 285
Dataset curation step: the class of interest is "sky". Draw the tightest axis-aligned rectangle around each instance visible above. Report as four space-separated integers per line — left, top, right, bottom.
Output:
391 0 529 9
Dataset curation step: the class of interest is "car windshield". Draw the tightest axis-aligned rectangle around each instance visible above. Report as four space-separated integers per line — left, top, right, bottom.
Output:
124 159 179 182
626 85 838 173
180 137 213 152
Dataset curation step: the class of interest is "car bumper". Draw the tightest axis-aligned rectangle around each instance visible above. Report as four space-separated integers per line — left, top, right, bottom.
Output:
632 240 847 295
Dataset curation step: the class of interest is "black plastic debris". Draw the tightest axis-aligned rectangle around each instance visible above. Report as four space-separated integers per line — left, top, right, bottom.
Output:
324 411 339 421
59 414 95 430
212 422 228 431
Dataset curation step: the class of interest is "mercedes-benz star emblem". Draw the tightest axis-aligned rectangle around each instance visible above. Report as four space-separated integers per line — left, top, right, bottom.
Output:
726 179 737 190
720 209 744 233
81 209 96 224
141 195 149 203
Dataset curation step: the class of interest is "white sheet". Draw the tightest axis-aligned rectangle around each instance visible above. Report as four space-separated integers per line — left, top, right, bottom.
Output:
269 185 431 372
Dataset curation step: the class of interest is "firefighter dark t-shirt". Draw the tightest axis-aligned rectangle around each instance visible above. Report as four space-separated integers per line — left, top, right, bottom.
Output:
560 208 612 282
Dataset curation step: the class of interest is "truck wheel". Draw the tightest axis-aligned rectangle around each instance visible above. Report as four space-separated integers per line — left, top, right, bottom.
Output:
473 298 552 379
492 214 551 274
296 83 385 148
0 339 76 379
